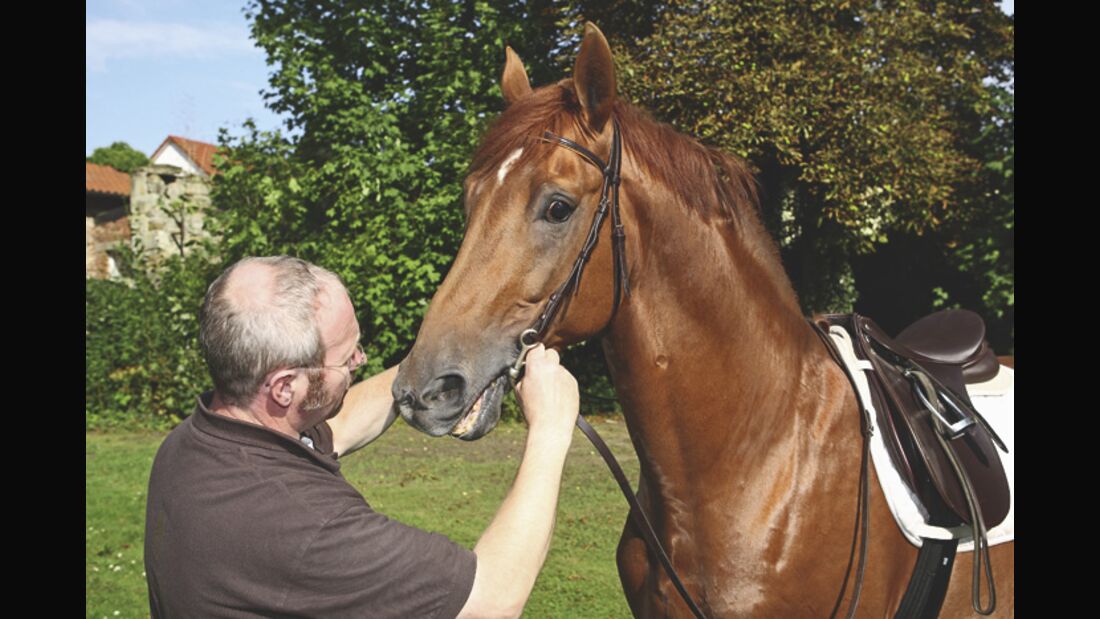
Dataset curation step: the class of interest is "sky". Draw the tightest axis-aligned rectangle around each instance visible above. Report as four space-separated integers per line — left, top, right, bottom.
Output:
86 0 287 157
86 0 1014 159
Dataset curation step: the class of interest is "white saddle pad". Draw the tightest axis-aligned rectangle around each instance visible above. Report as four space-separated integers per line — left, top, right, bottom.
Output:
827 327 1015 552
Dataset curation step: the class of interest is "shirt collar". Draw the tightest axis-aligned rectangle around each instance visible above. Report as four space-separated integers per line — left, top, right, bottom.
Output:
191 391 341 474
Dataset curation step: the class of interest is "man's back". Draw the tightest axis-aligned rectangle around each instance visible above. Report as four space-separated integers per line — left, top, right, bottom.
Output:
144 394 476 619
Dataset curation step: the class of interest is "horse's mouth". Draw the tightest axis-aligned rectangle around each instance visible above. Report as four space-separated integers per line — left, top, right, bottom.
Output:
449 374 508 440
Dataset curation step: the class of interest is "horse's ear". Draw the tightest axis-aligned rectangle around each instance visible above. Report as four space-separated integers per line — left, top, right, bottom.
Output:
573 23 616 133
502 46 532 106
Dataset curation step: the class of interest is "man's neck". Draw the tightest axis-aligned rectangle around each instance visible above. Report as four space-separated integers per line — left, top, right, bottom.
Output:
209 392 300 439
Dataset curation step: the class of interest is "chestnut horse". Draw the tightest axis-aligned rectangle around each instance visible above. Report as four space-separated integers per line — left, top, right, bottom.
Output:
393 24 1014 618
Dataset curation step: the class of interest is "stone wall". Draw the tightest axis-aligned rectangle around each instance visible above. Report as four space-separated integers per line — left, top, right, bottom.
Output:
128 164 212 261
86 213 131 279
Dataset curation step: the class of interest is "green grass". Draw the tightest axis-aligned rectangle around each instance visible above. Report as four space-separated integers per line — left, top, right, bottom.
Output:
86 415 639 618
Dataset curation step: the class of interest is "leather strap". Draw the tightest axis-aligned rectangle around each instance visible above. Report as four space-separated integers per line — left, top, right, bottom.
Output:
576 415 709 619
809 320 873 619
531 121 628 339
931 428 996 614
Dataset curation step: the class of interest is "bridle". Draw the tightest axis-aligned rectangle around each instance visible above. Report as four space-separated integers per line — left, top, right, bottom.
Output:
508 119 712 619
527 119 629 340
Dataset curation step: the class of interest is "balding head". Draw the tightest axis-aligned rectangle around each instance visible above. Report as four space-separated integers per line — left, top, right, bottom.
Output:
200 256 348 407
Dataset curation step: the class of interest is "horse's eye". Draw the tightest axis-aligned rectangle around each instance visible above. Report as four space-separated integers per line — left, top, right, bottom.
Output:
545 199 576 223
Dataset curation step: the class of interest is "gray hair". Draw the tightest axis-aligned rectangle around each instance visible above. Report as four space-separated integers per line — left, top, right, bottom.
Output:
199 256 347 407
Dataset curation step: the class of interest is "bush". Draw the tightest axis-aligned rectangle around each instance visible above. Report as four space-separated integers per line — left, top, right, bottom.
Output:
85 249 220 431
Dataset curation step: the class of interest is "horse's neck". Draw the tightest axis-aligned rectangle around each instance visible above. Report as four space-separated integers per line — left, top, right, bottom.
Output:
601 185 849 515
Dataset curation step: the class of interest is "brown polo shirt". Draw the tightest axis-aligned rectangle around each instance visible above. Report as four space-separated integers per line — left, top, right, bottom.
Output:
144 393 476 618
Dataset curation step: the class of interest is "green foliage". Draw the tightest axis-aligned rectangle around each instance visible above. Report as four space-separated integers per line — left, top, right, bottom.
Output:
934 84 1014 352
610 0 1013 322
218 2 531 373
87 141 150 173
85 247 221 430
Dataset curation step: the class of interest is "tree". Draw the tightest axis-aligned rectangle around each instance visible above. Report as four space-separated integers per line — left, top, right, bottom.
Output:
609 0 1013 322
935 82 1013 352
216 0 1013 388
215 1 575 374
87 141 150 173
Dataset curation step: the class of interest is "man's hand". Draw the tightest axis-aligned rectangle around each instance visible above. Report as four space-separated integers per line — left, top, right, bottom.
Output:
514 344 579 439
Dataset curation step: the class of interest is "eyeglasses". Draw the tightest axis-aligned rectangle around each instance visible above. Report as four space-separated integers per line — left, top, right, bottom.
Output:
321 343 366 374
264 344 367 389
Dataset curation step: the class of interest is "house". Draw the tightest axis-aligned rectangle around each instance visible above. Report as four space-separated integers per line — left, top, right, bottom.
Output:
149 135 219 177
86 162 132 279
86 135 219 279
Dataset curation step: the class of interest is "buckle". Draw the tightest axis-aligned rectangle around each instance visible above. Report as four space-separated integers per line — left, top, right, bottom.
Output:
906 368 976 439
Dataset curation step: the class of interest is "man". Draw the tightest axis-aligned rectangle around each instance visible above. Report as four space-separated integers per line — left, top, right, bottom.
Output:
145 256 580 618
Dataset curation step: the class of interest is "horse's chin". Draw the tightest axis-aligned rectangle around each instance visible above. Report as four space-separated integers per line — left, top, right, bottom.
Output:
449 375 508 441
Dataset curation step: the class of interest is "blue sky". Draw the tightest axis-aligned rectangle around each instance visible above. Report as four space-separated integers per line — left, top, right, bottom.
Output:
86 0 1014 159
86 0 287 156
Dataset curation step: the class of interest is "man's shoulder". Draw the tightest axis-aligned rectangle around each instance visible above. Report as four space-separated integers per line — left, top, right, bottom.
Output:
151 417 361 513
147 414 197 474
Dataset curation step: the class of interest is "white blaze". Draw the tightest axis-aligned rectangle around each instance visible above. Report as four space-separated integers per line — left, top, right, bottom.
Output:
496 148 524 186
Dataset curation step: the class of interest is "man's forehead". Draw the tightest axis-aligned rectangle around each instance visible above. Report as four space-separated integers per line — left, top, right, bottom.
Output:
316 282 358 346
314 280 350 312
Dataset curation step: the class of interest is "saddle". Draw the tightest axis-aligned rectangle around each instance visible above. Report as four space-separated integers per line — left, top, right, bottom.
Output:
820 310 1010 530
817 309 1011 616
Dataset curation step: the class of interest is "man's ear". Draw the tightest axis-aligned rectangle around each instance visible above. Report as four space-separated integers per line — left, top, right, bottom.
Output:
265 370 298 408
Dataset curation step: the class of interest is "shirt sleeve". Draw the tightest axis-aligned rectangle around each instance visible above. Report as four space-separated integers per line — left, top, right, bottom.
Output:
282 500 477 619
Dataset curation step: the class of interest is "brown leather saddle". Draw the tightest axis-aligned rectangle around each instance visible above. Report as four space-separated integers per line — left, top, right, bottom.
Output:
820 309 1010 531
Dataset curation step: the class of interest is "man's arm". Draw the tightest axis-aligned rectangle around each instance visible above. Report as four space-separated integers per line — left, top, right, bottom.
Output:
457 346 579 619
327 365 400 457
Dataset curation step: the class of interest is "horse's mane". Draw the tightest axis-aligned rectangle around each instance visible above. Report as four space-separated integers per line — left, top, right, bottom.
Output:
469 80 760 226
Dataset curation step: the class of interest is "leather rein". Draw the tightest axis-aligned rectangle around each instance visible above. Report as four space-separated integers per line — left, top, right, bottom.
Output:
508 121 870 619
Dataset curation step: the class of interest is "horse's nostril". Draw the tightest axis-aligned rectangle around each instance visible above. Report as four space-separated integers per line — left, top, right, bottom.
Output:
421 373 466 405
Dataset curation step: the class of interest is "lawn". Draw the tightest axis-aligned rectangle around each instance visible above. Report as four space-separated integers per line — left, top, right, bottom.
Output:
86 415 640 618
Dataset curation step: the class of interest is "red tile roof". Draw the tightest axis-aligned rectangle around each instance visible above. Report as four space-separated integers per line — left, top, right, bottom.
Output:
155 135 220 176
85 162 131 196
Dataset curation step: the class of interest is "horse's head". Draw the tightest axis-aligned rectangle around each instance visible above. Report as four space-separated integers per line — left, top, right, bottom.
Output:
393 24 626 440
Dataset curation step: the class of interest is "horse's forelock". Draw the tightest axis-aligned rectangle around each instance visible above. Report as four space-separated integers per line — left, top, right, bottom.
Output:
469 80 760 225
469 83 582 183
